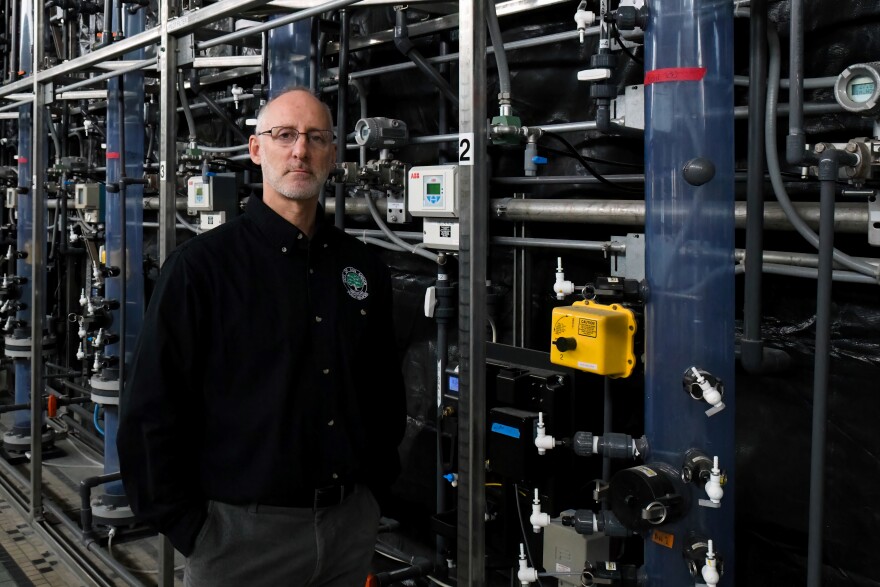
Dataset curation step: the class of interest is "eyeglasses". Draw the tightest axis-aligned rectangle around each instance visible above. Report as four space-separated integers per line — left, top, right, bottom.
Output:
257 126 334 149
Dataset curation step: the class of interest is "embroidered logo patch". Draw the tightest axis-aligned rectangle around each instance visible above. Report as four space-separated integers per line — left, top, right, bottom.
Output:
342 267 369 300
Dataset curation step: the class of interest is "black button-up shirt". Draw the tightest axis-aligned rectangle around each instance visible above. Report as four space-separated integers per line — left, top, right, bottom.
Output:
118 195 406 556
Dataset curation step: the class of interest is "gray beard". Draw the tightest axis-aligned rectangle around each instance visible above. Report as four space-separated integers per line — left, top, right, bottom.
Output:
264 168 326 201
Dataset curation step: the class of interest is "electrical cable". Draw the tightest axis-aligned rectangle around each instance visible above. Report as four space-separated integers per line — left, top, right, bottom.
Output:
362 190 441 263
611 23 643 65
512 483 544 587
541 131 642 192
175 212 202 234
540 145 643 169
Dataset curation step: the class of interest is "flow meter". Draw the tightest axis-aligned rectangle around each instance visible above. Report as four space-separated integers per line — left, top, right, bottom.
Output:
834 62 880 115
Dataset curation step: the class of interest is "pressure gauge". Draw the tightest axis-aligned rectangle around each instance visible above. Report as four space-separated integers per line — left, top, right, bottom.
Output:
834 62 880 115
353 117 408 149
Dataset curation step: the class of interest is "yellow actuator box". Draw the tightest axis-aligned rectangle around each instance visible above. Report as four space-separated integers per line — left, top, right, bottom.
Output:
550 300 637 378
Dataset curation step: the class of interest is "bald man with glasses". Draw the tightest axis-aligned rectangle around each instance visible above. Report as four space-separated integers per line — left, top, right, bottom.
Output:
119 88 407 587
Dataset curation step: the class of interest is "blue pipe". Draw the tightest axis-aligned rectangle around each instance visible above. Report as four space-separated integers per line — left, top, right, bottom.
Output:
12 0 47 440
102 1 145 499
644 0 736 584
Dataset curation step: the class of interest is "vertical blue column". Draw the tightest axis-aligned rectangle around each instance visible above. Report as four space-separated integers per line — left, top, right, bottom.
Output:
11 0 44 441
643 0 735 584
102 3 144 498
267 19 312 97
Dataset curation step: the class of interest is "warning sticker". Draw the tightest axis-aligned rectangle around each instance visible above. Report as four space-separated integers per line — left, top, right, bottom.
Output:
578 318 597 338
651 530 675 549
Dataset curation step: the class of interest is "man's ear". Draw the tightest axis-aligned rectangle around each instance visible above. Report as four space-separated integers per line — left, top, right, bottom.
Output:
249 135 261 165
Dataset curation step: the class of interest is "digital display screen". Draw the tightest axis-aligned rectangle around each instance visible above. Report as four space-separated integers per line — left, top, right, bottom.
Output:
426 182 442 195
849 76 876 103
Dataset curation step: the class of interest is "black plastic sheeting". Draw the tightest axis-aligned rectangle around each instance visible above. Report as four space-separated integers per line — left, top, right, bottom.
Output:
348 3 880 584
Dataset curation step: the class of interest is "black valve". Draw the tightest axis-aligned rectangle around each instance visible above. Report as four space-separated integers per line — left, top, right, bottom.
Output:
552 336 577 352
101 265 120 278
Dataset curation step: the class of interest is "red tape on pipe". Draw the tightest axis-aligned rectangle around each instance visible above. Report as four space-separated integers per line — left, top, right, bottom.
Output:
645 67 707 85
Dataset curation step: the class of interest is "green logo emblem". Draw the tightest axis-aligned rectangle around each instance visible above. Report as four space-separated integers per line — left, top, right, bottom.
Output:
342 267 369 300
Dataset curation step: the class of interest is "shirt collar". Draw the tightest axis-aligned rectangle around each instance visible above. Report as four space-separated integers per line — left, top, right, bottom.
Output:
245 195 331 251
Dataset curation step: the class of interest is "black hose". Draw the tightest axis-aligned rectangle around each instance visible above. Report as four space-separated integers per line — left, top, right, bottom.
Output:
806 152 839 587
393 8 458 107
741 0 790 374
195 89 250 144
485 0 510 95
177 72 197 141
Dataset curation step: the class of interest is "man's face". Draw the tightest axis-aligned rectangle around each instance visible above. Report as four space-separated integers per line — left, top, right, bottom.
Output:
248 91 337 202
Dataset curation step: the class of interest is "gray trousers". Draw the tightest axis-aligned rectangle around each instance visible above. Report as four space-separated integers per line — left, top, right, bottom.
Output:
184 485 380 587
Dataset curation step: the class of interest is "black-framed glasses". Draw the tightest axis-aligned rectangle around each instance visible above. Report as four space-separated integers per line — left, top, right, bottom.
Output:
257 126 334 149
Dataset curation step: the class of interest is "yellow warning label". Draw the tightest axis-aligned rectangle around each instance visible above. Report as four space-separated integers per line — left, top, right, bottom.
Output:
578 318 597 338
651 530 675 549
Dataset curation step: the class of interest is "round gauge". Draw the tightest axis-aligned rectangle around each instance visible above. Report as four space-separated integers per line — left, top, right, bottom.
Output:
835 63 880 115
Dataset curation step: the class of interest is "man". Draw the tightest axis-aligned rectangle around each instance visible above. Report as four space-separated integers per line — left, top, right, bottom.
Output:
118 88 407 587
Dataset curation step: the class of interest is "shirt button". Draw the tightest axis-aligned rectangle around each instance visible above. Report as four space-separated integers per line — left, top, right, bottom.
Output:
297 234 303 240
323 243 328 248
328 419 334 426
309 268 314 274
323 368 330 374
281 246 287 253
315 316 322 322
360 309 367 316
332 473 338 480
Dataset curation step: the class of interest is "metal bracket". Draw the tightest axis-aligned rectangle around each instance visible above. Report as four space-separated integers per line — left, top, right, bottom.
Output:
610 233 645 281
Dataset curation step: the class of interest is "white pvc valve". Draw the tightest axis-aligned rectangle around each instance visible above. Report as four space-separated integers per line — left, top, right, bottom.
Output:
553 257 575 300
534 412 557 455
78 319 87 339
76 342 85 360
530 488 551 533
577 69 612 82
705 456 724 504
79 288 88 307
701 540 721 586
517 543 539 585
573 1 596 44
5 245 13 261
691 367 726 415
1 274 8 288
231 84 244 109
92 352 102 371
95 328 105 347
424 286 437 318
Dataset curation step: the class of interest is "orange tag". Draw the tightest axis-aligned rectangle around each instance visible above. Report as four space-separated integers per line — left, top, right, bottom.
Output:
651 529 675 549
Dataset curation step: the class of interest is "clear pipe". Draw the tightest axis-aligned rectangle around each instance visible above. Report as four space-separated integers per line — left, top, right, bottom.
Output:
644 0 736 584
101 0 145 502
267 17 312 97
12 0 36 439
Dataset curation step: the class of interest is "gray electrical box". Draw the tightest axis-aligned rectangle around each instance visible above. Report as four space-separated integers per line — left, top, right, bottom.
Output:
542 517 612 586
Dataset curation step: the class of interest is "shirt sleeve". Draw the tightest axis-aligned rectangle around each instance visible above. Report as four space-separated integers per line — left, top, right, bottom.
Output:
117 248 208 557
